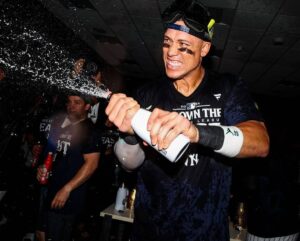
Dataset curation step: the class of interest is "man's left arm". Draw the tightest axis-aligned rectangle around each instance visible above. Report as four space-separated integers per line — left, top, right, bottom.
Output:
51 152 100 209
146 78 270 159
235 120 269 158
193 78 270 159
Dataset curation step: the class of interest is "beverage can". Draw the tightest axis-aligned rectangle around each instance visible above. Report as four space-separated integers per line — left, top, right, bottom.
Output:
39 152 53 185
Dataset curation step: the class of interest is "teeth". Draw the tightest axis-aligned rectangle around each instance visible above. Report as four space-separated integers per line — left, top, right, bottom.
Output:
167 60 181 68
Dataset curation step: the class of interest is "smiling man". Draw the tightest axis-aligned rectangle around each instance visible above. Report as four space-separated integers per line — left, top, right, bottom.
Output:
106 0 269 240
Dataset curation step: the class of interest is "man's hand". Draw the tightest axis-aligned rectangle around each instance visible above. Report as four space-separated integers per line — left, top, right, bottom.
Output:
36 165 47 182
147 108 199 150
105 93 140 134
51 186 71 209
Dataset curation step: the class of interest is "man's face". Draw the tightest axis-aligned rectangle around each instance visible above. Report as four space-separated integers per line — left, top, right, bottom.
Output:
90 71 102 86
73 58 85 75
162 20 211 80
66 96 90 121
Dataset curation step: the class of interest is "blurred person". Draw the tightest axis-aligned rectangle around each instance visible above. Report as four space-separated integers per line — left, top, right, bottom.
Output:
106 0 269 240
71 55 106 126
87 68 106 127
70 55 116 212
0 65 6 81
37 93 100 241
85 61 107 128
29 94 64 241
70 57 85 79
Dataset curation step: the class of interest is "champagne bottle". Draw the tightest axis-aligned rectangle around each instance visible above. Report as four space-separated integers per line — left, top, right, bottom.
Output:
131 108 190 162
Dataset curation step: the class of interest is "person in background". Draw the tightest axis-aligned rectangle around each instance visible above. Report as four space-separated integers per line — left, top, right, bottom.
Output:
105 0 269 240
0 65 6 81
37 93 100 241
30 94 64 241
71 55 106 127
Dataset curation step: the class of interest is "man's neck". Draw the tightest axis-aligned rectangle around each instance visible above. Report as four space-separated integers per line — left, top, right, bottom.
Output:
70 117 86 125
62 116 87 128
173 67 205 97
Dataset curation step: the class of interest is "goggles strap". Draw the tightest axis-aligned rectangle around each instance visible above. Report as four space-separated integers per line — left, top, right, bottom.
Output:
165 23 208 41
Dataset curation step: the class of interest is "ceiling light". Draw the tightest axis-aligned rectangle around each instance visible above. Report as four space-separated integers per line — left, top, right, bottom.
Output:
272 37 284 45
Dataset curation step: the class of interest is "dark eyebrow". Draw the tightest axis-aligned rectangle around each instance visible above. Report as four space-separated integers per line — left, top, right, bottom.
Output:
177 39 192 45
164 34 192 43
164 35 171 40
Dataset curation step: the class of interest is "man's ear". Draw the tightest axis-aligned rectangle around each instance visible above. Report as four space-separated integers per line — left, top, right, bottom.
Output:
200 41 211 57
85 104 91 111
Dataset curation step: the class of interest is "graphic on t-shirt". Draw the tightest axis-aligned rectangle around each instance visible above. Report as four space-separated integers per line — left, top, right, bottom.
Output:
174 101 221 126
172 100 222 167
57 134 71 156
213 93 221 100
184 153 200 167
101 135 115 149
39 118 53 139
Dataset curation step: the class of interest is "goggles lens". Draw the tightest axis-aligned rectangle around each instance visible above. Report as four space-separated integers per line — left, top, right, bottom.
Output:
162 0 215 41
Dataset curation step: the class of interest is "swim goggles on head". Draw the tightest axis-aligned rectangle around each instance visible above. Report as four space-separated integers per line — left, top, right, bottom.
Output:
162 0 215 42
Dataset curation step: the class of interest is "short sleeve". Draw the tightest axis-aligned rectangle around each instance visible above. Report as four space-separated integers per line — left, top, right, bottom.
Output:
223 78 263 125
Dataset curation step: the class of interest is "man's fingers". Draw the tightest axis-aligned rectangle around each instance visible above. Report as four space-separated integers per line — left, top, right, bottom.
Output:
105 93 139 133
147 108 168 130
148 110 193 149
105 93 127 118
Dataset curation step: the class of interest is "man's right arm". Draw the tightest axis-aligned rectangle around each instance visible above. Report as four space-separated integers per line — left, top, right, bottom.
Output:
106 93 145 170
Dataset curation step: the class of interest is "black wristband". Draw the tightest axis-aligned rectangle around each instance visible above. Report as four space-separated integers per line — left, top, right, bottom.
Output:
196 126 224 150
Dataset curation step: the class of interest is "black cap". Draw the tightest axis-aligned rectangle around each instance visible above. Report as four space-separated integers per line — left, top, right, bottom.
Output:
79 94 93 105
66 90 93 104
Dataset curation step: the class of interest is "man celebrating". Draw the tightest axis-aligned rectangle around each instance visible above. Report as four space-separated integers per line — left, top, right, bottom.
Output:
37 93 100 241
106 0 269 240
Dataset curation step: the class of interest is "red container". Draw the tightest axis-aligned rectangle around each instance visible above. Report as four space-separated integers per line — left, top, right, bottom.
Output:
39 152 53 185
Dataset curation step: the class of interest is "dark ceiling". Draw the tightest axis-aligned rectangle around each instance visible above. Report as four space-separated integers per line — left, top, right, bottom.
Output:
38 0 300 98
1 0 299 99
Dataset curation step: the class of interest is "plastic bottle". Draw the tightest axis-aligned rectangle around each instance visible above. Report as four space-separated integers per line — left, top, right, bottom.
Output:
114 183 128 212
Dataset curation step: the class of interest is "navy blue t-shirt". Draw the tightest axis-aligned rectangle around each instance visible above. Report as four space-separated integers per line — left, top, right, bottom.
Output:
46 117 101 214
132 71 263 241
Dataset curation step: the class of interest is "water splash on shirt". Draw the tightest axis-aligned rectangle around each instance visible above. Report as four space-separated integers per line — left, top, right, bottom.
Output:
0 0 110 99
